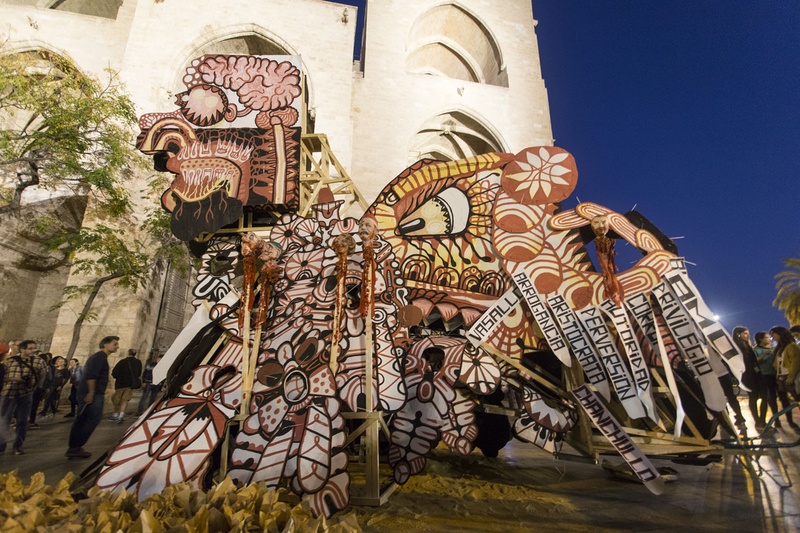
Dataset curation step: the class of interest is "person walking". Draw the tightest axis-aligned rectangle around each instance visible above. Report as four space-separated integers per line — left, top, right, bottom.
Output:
64 358 83 418
136 353 162 416
66 336 119 459
0 340 44 455
109 349 142 424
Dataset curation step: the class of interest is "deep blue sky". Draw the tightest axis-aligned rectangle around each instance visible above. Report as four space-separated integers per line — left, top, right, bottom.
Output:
532 2 800 334
331 1 799 334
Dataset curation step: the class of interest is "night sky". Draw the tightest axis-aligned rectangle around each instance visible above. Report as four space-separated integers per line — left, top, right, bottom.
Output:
532 2 800 334
332 1 800 334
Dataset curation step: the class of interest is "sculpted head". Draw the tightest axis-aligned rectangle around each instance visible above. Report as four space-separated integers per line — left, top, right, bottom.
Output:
359 215 379 242
332 234 356 255
260 241 283 262
591 215 610 237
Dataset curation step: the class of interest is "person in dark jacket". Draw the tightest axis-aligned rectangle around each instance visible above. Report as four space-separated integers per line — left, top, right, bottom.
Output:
28 351 52 428
63 358 83 417
732 327 765 430
136 353 162 416
753 331 780 427
41 356 69 417
66 336 119 459
109 348 142 424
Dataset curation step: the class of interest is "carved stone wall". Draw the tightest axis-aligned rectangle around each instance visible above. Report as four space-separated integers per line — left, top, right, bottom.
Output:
0 0 552 360
0 196 86 348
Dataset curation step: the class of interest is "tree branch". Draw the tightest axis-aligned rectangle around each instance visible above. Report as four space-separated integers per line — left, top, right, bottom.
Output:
0 159 39 214
65 272 123 360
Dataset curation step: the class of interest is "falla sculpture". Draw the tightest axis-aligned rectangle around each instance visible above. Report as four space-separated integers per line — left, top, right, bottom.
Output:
81 54 746 518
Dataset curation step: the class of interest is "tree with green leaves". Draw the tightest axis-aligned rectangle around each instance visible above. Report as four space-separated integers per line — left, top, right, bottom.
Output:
1 46 189 358
0 48 137 216
774 258 800 326
43 202 188 359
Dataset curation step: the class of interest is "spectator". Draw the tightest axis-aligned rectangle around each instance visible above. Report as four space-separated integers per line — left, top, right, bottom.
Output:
0 341 8 388
29 351 52 428
110 349 142 424
791 325 800 343
753 332 780 428
0 340 44 455
136 353 163 416
64 358 83 418
732 327 765 429
7 340 19 357
1 340 19 392
41 356 69 417
771 326 800 430
66 335 119 459
709 351 746 432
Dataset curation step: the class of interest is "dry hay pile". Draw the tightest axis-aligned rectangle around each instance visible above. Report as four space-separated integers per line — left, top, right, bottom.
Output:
0 472 360 532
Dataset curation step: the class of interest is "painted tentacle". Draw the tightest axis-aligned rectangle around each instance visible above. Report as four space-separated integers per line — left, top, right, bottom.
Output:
388 337 479 484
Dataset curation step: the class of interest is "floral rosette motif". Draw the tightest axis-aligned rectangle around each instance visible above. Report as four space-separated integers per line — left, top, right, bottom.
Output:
501 146 578 205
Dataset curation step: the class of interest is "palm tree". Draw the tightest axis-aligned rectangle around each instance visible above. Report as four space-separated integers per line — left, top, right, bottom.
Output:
774 258 800 325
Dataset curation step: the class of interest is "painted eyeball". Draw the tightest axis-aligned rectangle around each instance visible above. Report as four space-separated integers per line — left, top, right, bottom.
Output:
176 85 228 127
397 186 470 237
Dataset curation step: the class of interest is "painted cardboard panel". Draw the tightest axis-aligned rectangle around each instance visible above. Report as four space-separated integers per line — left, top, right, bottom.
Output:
95 135 742 519
137 55 302 241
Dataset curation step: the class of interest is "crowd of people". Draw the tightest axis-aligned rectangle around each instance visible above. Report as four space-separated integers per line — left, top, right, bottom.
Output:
0 337 163 458
732 325 800 431
1 323 799 457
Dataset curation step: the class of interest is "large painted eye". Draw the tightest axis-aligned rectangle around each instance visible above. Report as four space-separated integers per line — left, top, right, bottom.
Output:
397 186 469 236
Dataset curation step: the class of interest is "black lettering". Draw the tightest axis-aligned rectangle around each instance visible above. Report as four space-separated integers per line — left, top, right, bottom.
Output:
707 329 737 359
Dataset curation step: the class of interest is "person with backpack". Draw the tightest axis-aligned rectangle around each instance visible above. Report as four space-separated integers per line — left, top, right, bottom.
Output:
0 340 45 455
109 348 142 424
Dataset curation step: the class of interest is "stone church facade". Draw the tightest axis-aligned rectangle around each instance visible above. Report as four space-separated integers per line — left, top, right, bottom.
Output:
0 0 553 363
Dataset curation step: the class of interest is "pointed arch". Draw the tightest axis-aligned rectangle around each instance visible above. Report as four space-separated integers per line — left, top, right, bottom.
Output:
1 40 87 76
409 108 508 163
406 2 508 87
40 0 124 19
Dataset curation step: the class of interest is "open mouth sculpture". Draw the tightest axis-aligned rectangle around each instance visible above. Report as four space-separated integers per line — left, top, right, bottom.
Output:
137 55 302 241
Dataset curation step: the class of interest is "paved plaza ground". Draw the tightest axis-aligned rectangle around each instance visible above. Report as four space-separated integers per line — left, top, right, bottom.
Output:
1 395 798 532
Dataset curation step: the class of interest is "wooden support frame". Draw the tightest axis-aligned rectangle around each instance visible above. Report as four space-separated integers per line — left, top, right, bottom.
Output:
219 414 245 481
299 134 370 218
342 298 399 507
342 411 399 506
